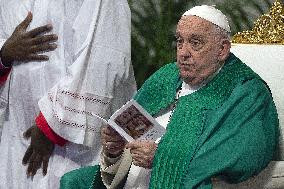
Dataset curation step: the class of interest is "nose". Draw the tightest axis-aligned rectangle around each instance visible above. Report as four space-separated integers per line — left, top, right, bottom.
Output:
177 42 191 62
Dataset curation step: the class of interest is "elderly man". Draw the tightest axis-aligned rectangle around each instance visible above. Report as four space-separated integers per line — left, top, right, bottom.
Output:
0 0 136 188
60 5 279 189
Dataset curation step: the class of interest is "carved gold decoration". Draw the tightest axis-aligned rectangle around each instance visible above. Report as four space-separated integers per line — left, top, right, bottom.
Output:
232 0 284 44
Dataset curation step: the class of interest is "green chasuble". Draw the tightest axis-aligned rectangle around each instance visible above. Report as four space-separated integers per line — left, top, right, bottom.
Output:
60 53 279 189
134 53 279 189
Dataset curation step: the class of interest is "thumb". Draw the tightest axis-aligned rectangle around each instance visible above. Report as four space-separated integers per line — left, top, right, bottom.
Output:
23 126 34 139
125 141 138 149
17 12 33 31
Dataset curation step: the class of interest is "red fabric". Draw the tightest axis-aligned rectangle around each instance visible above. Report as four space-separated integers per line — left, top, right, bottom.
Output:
0 68 11 84
35 112 67 146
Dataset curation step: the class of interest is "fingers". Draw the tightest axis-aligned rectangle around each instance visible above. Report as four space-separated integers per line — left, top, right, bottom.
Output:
102 138 125 155
129 147 141 155
30 43 57 53
25 54 49 62
102 133 124 142
25 24 53 38
125 140 143 149
104 141 125 150
102 138 125 153
131 154 151 168
29 34 58 45
23 127 34 139
42 156 49 176
129 147 149 158
26 152 36 176
102 125 116 135
101 126 126 156
101 125 131 157
130 149 155 169
126 141 157 168
101 126 124 142
126 140 157 149
22 145 33 165
132 158 143 167
27 153 43 177
16 12 33 31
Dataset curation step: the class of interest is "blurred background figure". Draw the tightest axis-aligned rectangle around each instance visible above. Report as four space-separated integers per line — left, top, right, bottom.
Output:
0 0 136 188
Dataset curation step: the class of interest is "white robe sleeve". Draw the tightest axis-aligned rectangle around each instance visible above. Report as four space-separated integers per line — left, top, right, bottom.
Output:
0 39 5 49
0 38 8 138
38 0 136 148
100 149 132 189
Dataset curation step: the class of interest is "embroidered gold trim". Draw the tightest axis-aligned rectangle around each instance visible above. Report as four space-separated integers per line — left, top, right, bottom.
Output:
232 0 284 44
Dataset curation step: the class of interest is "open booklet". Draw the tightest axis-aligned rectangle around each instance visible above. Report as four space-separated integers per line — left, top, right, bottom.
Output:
94 99 166 142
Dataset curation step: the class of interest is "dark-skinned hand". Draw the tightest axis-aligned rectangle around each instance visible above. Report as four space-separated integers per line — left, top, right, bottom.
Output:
101 125 126 158
22 125 55 177
0 12 58 67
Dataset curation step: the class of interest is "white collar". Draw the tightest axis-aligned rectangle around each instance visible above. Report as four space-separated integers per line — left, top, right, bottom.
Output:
180 65 223 97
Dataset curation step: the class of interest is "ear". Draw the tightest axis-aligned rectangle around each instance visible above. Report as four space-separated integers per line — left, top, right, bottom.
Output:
218 39 231 62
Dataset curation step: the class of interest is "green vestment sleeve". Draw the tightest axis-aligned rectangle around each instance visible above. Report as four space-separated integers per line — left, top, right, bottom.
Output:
181 79 279 189
60 165 106 189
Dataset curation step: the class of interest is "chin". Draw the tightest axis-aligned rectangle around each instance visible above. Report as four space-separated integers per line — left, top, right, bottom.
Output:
179 71 193 81
183 77 202 87
179 68 190 76
179 73 189 81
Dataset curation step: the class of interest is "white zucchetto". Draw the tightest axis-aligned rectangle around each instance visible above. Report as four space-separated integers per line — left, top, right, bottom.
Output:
183 5 231 33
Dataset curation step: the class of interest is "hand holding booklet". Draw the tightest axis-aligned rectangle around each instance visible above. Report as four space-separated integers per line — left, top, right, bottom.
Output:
96 99 166 142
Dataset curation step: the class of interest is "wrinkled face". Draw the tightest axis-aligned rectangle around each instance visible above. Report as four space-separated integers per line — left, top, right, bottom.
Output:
176 16 228 86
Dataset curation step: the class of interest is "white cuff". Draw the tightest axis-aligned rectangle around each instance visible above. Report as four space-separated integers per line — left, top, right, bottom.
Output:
0 39 10 69
101 152 123 174
0 56 10 70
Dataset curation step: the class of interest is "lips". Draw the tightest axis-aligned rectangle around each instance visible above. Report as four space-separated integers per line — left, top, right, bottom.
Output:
179 63 193 70
180 63 190 66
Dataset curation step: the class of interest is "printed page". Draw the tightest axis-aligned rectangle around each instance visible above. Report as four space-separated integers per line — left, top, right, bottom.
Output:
108 99 166 142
